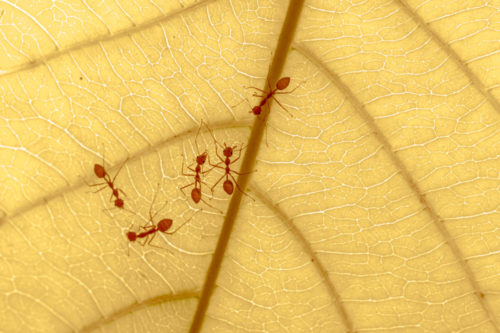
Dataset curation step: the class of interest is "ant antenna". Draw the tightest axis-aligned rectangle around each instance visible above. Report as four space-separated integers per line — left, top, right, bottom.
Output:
165 209 202 235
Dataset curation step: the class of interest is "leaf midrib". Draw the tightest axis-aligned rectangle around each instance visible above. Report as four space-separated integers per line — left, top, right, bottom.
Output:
188 0 307 331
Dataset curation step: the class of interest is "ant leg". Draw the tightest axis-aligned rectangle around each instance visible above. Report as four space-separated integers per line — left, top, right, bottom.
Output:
181 158 197 176
274 79 304 95
111 157 130 184
181 167 197 191
180 182 196 190
264 106 270 147
208 164 225 173
252 92 267 99
229 169 253 176
200 179 213 188
253 79 273 98
140 223 155 231
189 180 215 206
101 203 137 216
182 171 196 178
139 235 151 247
87 183 108 193
208 130 225 164
206 161 224 174
165 210 201 235
146 233 172 251
271 97 294 117
267 77 273 91
201 154 216 174
210 173 226 192
100 144 106 171
198 179 215 195
230 145 246 164
146 232 158 246
228 173 256 201
199 196 222 213
153 200 169 222
147 242 169 251
149 182 168 223
231 96 252 110
265 125 268 147
180 181 196 194
165 221 189 235
149 183 160 221
275 85 300 95
205 123 223 152
180 158 188 175
108 191 115 203
215 147 225 164
194 120 208 157
244 85 267 94
203 164 218 174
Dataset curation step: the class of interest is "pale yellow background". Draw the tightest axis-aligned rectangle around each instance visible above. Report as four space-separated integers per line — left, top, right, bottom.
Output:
0 0 499 332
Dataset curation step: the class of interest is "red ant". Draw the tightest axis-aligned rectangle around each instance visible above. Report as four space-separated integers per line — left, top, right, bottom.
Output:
127 218 174 245
180 152 208 205
126 183 199 254
247 77 298 117
180 121 221 212
208 129 254 200
89 150 128 209
126 216 191 253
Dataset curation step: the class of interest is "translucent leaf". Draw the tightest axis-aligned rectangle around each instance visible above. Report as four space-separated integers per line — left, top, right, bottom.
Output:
0 0 499 332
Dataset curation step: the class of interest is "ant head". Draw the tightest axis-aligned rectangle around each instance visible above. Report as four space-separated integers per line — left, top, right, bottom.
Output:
196 152 207 165
94 164 106 178
276 77 290 90
158 219 173 232
223 146 233 157
127 231 137 242
115 198 124 208
252 106 261 115
223 179 234 195
191 187 201 203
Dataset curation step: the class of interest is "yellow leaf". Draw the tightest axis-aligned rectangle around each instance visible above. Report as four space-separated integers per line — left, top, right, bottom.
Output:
0 0 499 332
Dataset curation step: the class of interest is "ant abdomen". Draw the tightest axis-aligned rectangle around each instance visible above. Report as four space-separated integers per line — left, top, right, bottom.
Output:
94 164 106 178
89 151 128 210
223 180 234 195
191 188 201 204
158 219 173 232
276 77 290 90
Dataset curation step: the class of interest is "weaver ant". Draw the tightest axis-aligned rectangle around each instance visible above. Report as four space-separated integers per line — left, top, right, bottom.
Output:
89 149 128 209
208 129 254 200
180 121 221 212
126 183 199 254
126 215 192 253
247 77 298 117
